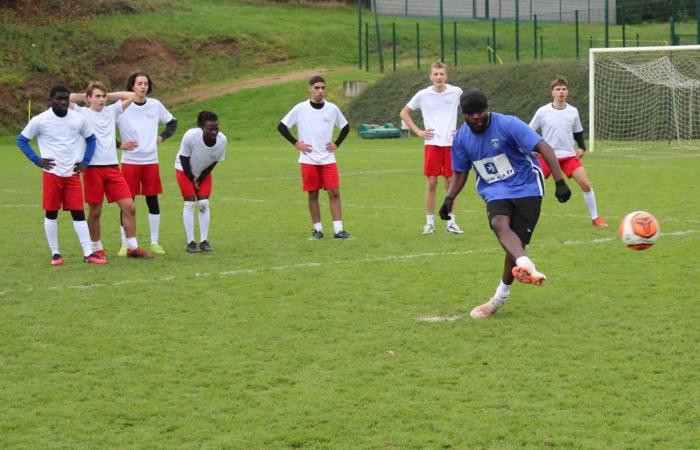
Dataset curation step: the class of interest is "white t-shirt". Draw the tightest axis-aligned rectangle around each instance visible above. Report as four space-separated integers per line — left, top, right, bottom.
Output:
529 103 583 158
20 108 94 177
117 98 174 164
74 102 123 165
406 84 463 146
174 128 227 178
280 100 348 165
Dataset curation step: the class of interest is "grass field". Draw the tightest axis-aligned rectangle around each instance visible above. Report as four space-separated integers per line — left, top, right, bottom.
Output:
1 77 699 448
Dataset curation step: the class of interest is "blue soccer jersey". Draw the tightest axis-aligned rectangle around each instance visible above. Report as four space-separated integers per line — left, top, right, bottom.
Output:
452 112 545 203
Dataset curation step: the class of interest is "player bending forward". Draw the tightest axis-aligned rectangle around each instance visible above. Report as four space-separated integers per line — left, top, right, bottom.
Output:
16 85 104 265
175 111 227 253
70 82 153 260
529 77 607 228
440 88 571 319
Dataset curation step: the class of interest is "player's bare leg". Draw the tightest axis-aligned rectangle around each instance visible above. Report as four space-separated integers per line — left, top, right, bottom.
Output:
423 176 438 234
307 190 324 240
490 215 546 285
327 188 351 239
571 166 607 227
117 197 152 258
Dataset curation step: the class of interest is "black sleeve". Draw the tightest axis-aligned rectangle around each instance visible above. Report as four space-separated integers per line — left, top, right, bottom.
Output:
180 155 195 180
334 124 351 148
277 122 297 146
197 162 218 182
160 119 178 141
573 131 586 150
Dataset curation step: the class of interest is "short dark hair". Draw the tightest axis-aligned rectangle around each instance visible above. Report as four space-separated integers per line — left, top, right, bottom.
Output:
49 85 70 99
550 76 569 90
460 88 488 114
197 111 218 128
309 75 325 85
126 72 153 94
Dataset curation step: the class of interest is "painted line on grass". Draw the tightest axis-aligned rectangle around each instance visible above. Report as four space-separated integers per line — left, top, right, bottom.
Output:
1 229 695 297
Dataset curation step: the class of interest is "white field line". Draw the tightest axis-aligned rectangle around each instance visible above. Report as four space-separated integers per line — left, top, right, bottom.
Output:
0 229 695 297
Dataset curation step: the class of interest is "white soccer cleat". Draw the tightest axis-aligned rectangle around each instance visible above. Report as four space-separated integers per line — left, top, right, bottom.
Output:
446 222 464 234
422 224 434 235
470 297 505 319
511 265 547 285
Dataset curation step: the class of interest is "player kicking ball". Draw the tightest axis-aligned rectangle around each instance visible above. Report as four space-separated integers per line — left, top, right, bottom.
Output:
16 85 104 265
440 88 571 319
70 82 153 260
529 77 607 228
175 111 227 253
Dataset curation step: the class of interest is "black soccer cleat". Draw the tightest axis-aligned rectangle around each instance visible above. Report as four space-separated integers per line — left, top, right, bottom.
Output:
309 230 324 240
333 230 353 239
199 240 214 252
186 241 201 253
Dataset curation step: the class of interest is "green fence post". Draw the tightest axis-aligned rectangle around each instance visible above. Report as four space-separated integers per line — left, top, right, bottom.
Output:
372 0 384 73
358 1 363 68
416 22 421 70
453 21 458 66
440 0 445 62
604 0 609 47
670 15 676 45
588 0 591 23
589 35 593 49
485 0 490 19
365 22 369 71
533 14 538 59
492 18 497 63
473 0 477 19
540 35 543 59
487 36 492 63
515 0 520 62
621 1 626 47
559 0 562 22
636 33 639 47
392 22 396 72
575 10 580 58
697 0 700 43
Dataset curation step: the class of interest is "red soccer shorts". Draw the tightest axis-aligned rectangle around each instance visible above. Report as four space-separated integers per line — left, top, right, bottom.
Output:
175 169 213 198
82 166 133 204
424 145 453 177
42 171 84 211
300 163 339 191
120 163 163 196
537 156 583 179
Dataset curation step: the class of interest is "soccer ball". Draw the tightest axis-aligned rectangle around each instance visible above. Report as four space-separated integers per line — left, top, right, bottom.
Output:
618 211 660 251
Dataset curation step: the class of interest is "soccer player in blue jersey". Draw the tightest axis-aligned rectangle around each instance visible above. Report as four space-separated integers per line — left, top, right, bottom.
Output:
439 88 572 319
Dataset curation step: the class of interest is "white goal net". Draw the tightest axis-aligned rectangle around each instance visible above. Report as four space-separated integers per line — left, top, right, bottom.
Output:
589 45 700 151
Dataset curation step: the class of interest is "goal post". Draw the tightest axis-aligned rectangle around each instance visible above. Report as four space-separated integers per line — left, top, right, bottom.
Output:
589 45 700 152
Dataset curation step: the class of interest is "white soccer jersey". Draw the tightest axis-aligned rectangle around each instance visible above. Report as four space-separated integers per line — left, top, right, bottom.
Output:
280 100 348 165
406 84 463 146
174 128 227 178
529 103 584 158
117 98 174 164
20 108 93 177
74 102 123 165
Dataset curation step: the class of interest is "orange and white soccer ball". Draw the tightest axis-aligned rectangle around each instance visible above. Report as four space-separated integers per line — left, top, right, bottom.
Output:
618 211 660 251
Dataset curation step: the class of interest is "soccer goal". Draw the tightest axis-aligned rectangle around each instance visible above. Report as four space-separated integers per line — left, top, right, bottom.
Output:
589 45 700 152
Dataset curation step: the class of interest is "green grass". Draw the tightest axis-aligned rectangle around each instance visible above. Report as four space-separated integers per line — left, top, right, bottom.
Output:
1 79 699 448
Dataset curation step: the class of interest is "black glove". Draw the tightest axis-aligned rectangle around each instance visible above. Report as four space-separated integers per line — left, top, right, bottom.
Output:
439 196 453 220
555 179 571 203
73 162 86 174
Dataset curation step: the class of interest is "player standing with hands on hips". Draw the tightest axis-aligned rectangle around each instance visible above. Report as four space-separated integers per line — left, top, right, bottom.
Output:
277 75 352 240
16 85 104 265
116 72 177 255
529 77 607 228
175 111 227 253
400 61 464 235
439 88 572 319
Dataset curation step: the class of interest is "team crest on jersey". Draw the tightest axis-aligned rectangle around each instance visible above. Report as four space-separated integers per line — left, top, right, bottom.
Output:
491 138 500 149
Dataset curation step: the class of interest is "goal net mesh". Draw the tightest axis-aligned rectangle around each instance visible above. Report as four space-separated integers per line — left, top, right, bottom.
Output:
592 47 700 150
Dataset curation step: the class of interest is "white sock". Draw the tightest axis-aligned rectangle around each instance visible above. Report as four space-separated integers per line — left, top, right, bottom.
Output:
583 190 599 220
120 225 126 246
92 240 103 252
515 256 534 270
183 202 195 243
73 221 93 257
198 199 210 242
125 237 138 251
44 218 59 255
333 220 343 234
313 222 323 232
148 213 160 245
448 212 456 225
426 214 435 226
494 280 512 303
